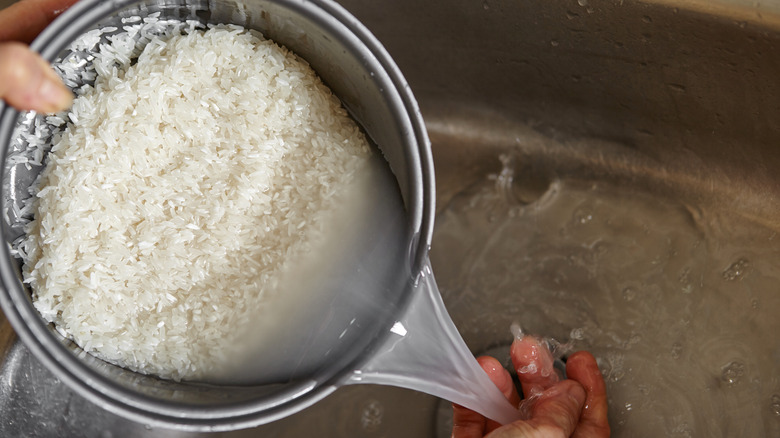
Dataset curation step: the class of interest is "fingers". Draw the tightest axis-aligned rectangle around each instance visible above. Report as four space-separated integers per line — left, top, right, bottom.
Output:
0 42 73 113
477 356 521 407
487 380 586 438
452 356 519 438
476 356 521 434
0 0 79 44
0 0 77 113
525 380 587 437
510 336 560 398
453 340 610 438
452 403 488 438
566 351 611 438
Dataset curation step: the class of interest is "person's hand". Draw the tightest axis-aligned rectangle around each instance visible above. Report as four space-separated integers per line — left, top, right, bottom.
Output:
0 0 78 113
452 336 610 438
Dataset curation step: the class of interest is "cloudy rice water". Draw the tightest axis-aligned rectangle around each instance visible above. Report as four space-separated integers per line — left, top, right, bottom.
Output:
16 23 374 381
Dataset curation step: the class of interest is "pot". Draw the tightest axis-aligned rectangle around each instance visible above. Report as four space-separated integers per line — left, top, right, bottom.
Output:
0 0 435 430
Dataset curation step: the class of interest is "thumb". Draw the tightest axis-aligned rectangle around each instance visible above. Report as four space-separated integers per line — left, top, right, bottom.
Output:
0 41 72 113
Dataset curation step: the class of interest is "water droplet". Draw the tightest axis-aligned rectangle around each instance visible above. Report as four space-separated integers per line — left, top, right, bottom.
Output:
625 402 633 411
566 10 580 19
678 268 693 293
550 40 559 47
723 258 750 280
577 0 588 6
671 342 683 359
771 394 780 416
482 0 490 10
586 6 595 13
604 352 625 382
673 422 692 437
518 363 538 374
721 361 745 384
361 399 384 431
573 207 593 224
667 83 687 92
622 287 637 301
678 268 690 283
570 327 585 340
642 15 653 23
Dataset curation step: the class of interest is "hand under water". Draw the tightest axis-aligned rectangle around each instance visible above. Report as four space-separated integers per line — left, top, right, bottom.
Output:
452 336 610 438
0 0 76 113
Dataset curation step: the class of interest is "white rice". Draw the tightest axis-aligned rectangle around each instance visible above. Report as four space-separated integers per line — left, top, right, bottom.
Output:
18 24 371 380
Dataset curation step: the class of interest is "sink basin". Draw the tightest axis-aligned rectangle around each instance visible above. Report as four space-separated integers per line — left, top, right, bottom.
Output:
2 0 779 436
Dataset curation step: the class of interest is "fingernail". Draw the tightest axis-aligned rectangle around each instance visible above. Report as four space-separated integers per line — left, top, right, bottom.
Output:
38 76 73 113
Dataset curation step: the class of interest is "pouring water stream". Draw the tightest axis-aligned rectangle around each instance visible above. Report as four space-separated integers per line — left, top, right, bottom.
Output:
347 259 523 425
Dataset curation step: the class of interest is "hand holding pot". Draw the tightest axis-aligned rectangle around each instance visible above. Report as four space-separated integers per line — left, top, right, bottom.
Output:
0 0 76 113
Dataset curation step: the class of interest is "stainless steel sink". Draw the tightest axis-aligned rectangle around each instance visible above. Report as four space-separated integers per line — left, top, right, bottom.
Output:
2 0 780 436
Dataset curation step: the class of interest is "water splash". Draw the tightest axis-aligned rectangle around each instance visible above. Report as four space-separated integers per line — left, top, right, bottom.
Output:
360 400 384 431
722 258 750 280
425 157 780 437
671 342 683 359
721 361 745 385
573 207 594 225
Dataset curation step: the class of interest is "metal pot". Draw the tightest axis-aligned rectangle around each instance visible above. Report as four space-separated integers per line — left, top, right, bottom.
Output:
0 0 434 431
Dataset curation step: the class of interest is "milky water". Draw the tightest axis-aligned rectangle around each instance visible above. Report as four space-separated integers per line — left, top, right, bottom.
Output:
347 258 522 425
212 145 523 423
431 155 780 437
203 150 411 385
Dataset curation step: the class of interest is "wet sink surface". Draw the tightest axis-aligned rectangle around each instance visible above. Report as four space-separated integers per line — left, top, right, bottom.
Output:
3 0 780 436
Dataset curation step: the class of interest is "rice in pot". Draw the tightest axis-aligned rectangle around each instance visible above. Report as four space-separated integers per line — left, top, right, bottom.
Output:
16 24 371 380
